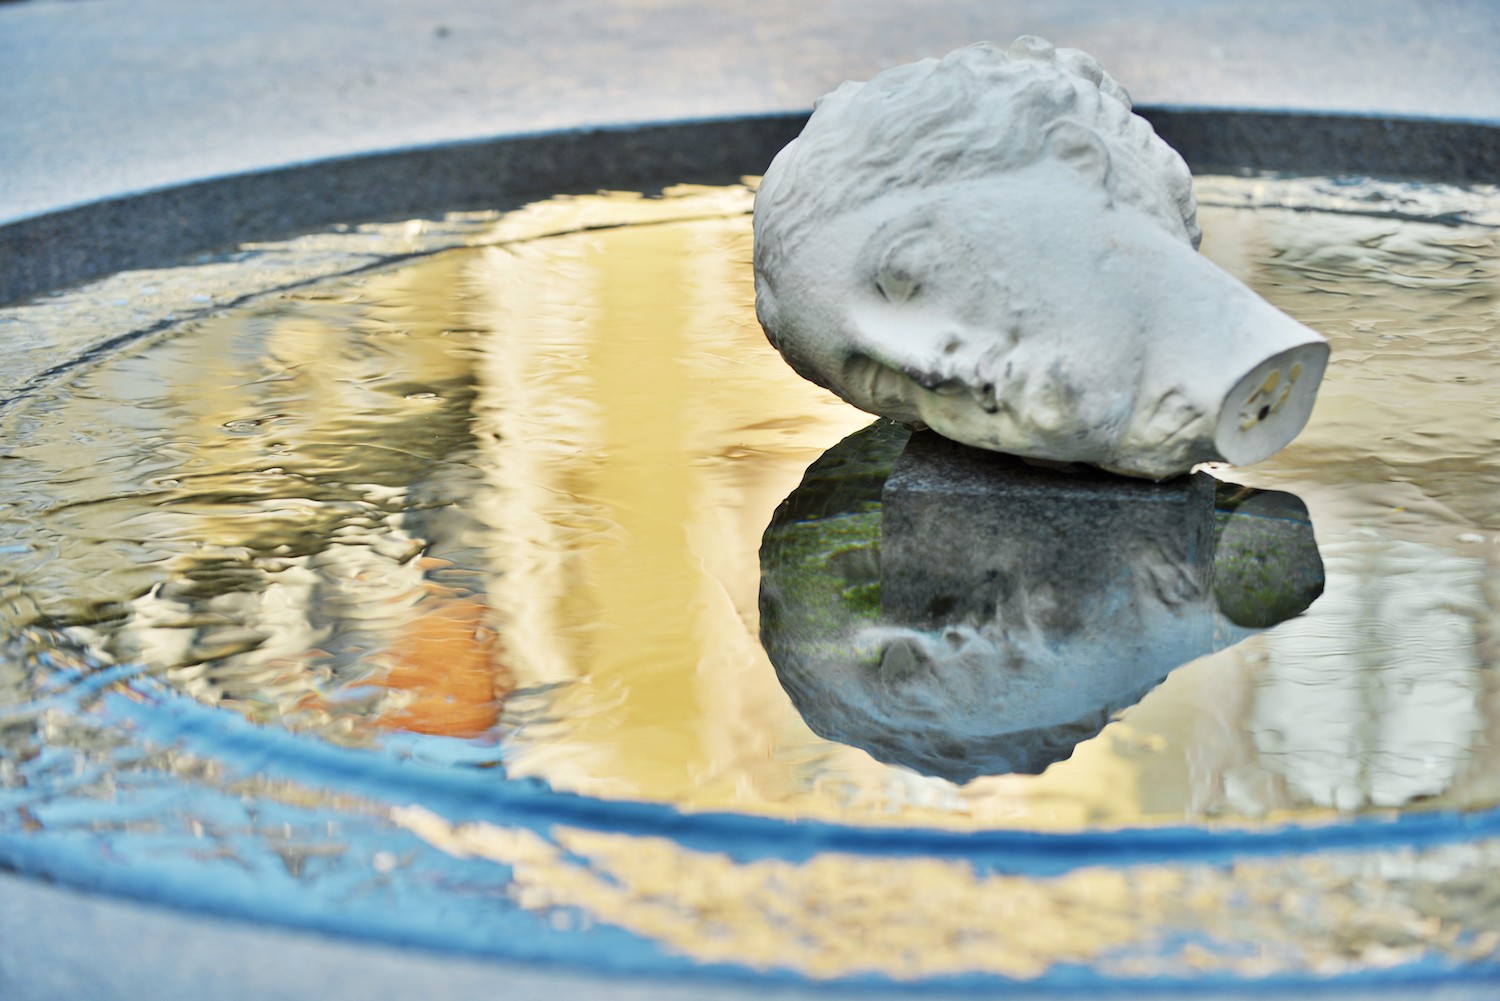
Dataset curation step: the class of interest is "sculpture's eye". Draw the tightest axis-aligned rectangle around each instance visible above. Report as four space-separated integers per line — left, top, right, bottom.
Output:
871 225 932 303
875 269 918 303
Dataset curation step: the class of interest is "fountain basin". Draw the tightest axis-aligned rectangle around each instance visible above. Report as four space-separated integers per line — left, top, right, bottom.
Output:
3 111 1500 1000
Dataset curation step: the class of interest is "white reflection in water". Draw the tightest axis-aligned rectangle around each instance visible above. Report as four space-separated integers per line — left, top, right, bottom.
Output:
1253 538 1487 812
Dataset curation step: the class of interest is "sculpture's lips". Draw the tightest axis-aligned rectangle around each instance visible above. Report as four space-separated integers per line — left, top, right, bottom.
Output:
844 354 1000 420
903 367 968 397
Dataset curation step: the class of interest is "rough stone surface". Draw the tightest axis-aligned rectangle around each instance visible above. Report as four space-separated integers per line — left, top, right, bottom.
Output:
881 430 1218 625
0 117 806 305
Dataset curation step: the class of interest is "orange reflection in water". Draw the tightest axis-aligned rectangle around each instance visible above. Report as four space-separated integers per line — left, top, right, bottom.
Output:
373 571 511 739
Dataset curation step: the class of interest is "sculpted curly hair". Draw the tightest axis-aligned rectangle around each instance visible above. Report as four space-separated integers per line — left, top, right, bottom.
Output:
754 38 1202 276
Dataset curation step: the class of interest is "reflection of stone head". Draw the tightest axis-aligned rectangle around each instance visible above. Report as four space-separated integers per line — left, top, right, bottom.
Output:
767 619 1171 781
760 424 1324 784
754 40 1328 479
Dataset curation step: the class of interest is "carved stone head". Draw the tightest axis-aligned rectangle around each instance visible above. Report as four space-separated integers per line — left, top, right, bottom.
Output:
753 39 1328 479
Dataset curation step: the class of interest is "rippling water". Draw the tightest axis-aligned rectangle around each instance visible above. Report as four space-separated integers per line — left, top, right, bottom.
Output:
2 177 1499 983
3 179 1499 830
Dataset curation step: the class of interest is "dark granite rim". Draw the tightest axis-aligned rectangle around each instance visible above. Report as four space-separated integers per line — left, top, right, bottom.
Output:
3 108 1499 307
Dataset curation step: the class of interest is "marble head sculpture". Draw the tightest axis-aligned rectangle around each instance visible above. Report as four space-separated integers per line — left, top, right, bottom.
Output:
753 38 1329 479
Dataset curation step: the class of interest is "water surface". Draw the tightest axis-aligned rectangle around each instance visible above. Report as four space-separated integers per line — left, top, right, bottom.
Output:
2 177 1499 984
3 179 1499 832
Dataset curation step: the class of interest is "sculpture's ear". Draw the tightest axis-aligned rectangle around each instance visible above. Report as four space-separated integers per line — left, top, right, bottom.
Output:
1045 121 1112 188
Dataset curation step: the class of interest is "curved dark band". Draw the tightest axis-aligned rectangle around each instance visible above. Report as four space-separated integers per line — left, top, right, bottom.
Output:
4 109 1498 307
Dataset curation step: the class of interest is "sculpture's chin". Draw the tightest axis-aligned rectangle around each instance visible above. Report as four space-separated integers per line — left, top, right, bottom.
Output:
824 325 1330 480
840 353 928 425
840 354 1163 477
1212 341 1330 468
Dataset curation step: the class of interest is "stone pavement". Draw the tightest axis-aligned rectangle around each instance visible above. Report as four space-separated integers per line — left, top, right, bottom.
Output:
2 0 1498 224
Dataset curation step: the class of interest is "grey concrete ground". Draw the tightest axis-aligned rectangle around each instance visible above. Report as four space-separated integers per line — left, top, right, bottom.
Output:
6 869 1496 1001
2 0 1499 224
